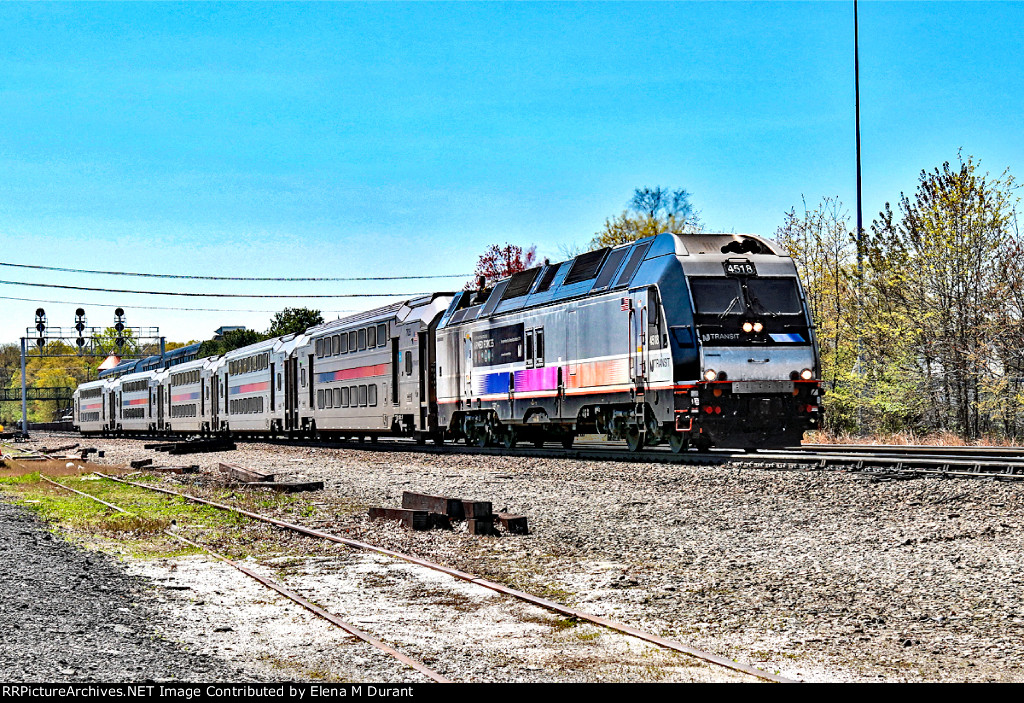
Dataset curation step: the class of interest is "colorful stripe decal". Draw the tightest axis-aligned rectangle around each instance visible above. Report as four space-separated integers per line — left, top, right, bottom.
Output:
172 392 201 402
82 403 102 411
472 357 631 397
769 333 806 343
317 363 388 384
122 398 148 406
229 381 270 395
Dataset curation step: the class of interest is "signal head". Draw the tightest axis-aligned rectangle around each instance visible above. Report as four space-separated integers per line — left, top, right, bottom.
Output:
115 307 124 317
76 308 85 318
35 308 45 318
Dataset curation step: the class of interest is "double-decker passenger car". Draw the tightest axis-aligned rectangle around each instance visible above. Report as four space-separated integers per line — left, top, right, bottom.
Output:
299 293 453 441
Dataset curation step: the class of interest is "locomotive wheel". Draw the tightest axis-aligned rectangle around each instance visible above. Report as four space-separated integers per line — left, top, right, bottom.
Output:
501 427 518 450
472 428 489 448
668 432 689 454
433 433 445 446
533 438 545 448
625 426 644 453
694 436 712 453
561 433 574 449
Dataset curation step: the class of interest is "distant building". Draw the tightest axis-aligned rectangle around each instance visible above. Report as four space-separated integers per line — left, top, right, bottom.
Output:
213 325 246 340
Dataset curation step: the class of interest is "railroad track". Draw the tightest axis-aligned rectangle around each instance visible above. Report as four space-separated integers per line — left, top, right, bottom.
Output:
25 430 1024 481
11 458 793 683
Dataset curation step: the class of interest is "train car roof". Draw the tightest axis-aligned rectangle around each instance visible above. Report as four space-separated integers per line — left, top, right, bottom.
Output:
306 293 454 336
438 232 791 328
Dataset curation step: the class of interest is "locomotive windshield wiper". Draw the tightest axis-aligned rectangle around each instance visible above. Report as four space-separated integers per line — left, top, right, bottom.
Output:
718 296 742 319
744 290 778 317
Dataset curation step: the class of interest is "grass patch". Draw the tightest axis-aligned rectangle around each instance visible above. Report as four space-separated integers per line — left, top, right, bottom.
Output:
0 470 283 560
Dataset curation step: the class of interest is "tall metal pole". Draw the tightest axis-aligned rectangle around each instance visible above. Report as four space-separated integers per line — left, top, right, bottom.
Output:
854 0 865 431
855 0 864 273
20 338 28 437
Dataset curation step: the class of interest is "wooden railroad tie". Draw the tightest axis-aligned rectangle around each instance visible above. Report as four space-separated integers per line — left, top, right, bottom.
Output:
369 491 528 535
217 461 321 492
149 465 200 474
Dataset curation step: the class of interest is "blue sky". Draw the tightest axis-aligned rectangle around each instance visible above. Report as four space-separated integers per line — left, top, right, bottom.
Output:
1 2 1022 346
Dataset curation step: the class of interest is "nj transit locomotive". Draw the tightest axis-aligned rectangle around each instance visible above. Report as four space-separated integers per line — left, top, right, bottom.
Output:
74 233 821 451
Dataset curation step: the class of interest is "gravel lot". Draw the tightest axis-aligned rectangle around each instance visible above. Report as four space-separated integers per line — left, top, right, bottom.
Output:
0 500 249 682
7 432 1024 682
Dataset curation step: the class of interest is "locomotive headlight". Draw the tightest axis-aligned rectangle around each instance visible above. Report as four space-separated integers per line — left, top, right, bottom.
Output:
742 322 753 333
703 369 718 382
753 322 764 333
800 368 814 380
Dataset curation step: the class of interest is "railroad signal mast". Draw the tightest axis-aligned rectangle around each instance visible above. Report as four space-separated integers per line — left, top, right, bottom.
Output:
17 307 165 437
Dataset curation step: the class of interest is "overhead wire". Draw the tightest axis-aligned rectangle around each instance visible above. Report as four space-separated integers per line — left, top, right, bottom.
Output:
0 261 470 282
0 294 357 315
0 279 429 298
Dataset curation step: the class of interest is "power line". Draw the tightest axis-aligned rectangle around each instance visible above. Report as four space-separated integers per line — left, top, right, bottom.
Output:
0 294 357 315
0 261 470 282
0 279 427 299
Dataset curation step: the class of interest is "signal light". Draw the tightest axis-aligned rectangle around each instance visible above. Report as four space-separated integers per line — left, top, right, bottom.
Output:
74 308 87 349
114 308 126 348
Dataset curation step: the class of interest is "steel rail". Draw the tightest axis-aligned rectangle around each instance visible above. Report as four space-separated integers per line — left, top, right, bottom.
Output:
27 429 1024 480
798 443 1024 458
94 472 795 683
39 474 451 684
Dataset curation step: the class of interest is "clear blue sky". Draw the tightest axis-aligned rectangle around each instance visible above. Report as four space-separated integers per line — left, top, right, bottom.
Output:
2 2 1021 346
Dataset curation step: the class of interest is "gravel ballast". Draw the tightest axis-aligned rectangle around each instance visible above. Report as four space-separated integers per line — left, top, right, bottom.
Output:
0 500 248 682
8 432 1024 682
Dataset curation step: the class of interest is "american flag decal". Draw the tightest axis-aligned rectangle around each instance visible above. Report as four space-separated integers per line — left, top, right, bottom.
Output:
620 297 631 311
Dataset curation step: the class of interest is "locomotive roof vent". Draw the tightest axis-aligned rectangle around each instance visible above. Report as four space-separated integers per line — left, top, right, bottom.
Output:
720 237 773 255
678 234 778 256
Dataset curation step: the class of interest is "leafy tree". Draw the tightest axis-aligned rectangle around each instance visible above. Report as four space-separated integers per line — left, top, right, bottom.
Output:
198 328 267 358
590 187 703 250
869 153 1019 439
469 243 537 287
781 152 1021 441
267 307 324 338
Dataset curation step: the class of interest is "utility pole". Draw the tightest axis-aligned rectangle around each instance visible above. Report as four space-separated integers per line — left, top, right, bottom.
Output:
854 0 865 431
855 0 864 274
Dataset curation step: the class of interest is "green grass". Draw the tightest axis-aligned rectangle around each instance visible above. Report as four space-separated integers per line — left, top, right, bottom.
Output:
0 472 283 560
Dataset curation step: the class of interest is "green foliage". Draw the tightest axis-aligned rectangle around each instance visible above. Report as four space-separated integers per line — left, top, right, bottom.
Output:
198 328 267 358
780 152 1022 440
266 307 323 338
590 186 703 250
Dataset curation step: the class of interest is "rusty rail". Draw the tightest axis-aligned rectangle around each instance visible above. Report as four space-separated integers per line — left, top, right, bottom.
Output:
95 472 795 683
41 476 450 683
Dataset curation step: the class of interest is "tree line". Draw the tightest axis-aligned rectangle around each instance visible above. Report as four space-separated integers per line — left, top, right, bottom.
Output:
0 307 323 425
776 153 1021 440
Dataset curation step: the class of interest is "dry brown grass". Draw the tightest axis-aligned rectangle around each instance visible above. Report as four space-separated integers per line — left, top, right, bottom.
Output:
805 429 1022 447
